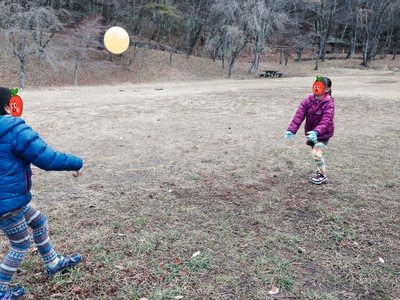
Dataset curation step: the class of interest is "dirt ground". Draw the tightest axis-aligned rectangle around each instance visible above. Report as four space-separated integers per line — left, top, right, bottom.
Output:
2 73 400 299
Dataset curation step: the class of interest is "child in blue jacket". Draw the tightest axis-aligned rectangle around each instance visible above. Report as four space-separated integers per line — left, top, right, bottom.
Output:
0 87 83 299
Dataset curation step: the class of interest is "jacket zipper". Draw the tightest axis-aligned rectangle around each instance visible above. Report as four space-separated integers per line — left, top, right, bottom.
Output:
25 169 29 194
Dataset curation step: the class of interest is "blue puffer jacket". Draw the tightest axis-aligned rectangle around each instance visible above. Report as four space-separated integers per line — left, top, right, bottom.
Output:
0 116 83 214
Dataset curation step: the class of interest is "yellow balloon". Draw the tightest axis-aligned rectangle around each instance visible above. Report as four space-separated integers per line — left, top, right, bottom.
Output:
104 26 130 54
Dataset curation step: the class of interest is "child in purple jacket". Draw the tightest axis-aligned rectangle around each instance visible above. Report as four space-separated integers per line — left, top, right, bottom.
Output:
285 77 335 184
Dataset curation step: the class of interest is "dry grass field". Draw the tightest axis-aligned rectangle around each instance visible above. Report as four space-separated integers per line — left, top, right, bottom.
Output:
1 29 400 298
1 70 398 300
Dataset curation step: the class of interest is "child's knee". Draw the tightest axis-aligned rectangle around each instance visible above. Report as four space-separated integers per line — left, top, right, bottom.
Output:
312 143 325 160
312 148 322 159
11 238 31 252
28 212 48 230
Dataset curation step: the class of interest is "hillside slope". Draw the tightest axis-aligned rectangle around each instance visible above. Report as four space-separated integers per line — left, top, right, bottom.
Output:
1 31 399 88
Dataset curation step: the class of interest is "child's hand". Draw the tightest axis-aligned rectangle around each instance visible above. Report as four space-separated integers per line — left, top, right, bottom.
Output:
31 165 38 175
307 131 318 143
285 131 295 140
73 169 83 178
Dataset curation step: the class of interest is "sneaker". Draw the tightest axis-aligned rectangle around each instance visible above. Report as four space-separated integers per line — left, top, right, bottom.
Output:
311 171 327 184
0 286 24 300
46 253 82 276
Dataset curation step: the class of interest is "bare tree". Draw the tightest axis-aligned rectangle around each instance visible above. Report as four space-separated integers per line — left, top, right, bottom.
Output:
0 1 37 87
147 2 183 65
359 0 394 66
128 37 151 72
206 0 251 77
285 0 314 61
30 6 68 60
180 0 214 57
311 0 337 70
69 16 103 85
0 1 70 87
247 0 287 74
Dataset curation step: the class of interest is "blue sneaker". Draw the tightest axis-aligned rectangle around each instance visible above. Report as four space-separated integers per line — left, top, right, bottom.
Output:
0 286 24 299
46 254 82 276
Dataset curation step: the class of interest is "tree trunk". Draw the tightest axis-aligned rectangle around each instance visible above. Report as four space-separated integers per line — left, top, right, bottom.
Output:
74 59 80 86
248 51 260 74
19 57 25 88
296 47 302 61
228 57 235 78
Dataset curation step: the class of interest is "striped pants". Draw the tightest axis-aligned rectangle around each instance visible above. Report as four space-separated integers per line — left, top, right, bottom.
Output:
0 205 57 291
312 142 326 174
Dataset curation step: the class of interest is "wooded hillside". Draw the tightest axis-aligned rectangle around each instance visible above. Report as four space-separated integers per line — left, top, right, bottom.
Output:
1 0 400 87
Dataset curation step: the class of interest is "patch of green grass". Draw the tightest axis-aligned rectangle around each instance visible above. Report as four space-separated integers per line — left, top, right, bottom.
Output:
254 255 295 292
149 286 188 300
187 173 200 180
334 193 349 200
116 284 144 300
300 291 337 300
131 217 149 229
167 230 181 242
187 253 213 273
231 172 242 178
384 182 396 188
285 158 294 167
213 274 240 291
112 220 124 229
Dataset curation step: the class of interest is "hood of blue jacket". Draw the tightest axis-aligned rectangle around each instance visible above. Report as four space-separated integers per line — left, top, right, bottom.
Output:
0 115 25 138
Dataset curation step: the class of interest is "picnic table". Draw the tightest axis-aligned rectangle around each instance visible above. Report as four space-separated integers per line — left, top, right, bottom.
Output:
259 70 283 78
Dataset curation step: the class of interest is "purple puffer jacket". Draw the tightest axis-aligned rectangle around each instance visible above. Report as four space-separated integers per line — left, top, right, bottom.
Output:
287 93 335 140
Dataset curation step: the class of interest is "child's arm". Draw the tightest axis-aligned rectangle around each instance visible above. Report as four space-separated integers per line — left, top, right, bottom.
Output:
287 99 307 134
12 122 83 172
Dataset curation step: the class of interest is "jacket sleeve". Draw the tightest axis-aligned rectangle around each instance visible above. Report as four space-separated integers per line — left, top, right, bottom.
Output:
314 100 335 136
12 123 83 171
287 98 307 134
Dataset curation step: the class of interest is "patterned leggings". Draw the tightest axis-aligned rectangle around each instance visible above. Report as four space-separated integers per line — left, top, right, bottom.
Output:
312 142 326 174
0 205 57 291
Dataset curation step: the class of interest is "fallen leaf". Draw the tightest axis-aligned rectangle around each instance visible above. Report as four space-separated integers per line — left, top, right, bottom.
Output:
50 294 63 298
379 257 385 264
268 286 280 295
240 243 248 248
181 270 189 276
192 251 201 258
174 296 184 299
139 298 149 300
174 257 182 265
72 287 81 293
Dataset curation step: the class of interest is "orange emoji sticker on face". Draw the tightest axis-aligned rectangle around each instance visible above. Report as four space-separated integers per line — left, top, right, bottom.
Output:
312 76 325 96
9 88 23 117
